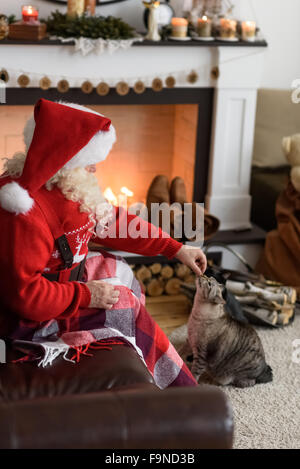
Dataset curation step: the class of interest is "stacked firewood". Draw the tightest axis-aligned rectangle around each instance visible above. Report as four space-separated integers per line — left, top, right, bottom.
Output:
131 263 196 297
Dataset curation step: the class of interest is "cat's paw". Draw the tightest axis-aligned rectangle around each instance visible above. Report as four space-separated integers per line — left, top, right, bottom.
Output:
233 379 256 388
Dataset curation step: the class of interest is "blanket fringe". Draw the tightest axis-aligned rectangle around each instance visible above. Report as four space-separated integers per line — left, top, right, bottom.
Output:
38 345 70 367
11 338 128 367
69 339 128 363
12 354 32 364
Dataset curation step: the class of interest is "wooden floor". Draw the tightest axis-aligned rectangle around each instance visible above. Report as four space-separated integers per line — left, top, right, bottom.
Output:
146 294 191 336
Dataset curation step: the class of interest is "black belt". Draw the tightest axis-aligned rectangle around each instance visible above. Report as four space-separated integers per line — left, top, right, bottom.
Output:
42 258 86 282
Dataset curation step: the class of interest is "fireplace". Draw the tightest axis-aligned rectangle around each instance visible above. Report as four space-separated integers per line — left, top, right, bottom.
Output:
0 39 267 230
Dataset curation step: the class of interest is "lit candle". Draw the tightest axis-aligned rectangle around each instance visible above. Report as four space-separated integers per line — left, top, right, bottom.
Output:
197 16 212 38
220 18 237 39
67 0 85 19
171 18 188 38
84 0 96 16
22 5 39 23
241 21 256 41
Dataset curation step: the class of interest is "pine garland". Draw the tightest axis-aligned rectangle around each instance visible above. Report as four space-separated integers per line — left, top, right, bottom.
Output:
44 11 137 40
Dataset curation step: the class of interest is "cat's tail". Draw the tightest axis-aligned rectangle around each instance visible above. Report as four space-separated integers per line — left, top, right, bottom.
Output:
256 364 273 384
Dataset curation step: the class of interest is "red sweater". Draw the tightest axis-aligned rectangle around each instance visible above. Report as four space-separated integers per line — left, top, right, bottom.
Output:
0 185 182 327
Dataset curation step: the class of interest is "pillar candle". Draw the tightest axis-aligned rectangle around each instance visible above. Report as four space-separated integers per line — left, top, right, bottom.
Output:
22 5 39 23
241 21 256 41
67 0 85 18
220 18 237 39
171 18 188 38
197 16 212 37
84 0 96 16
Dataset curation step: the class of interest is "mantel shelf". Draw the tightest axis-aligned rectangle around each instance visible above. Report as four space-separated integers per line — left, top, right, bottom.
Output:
0 37 268 48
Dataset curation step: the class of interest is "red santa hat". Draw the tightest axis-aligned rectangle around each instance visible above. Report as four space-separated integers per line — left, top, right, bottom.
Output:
0 98 116 215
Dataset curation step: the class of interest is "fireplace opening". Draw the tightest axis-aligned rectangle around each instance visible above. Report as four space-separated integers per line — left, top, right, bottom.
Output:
0 93 213 207
95 104 198 205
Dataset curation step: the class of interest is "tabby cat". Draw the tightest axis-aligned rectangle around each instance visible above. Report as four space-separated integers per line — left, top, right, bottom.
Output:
186 276 273 388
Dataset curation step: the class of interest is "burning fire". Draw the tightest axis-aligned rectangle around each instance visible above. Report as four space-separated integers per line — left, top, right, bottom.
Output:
103 187 117 205
104 186 134 206
120 186 134 197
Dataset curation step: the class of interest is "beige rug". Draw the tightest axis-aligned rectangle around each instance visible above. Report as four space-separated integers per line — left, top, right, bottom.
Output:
169 314 300 449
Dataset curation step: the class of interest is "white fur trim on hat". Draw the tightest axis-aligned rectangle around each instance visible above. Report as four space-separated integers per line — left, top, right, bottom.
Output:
0 181 34 215
23 101 116 169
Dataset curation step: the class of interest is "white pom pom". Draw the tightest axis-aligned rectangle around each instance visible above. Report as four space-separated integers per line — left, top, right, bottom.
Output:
0 182 34 215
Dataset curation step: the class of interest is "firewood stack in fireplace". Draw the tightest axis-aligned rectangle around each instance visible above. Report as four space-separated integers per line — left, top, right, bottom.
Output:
131 262 196 297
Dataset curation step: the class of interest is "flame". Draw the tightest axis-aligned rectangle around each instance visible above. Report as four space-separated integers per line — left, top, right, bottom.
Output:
120 186 134 197
104 186 134 206
104 187 117 206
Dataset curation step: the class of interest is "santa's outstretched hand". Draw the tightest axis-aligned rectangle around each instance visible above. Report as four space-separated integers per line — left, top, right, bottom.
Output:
175 245 207 277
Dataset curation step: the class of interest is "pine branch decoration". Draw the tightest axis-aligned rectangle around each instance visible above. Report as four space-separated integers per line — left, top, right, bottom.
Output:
44 11 137 40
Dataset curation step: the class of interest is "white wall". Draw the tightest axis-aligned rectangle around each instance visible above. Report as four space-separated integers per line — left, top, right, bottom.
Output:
1 0 300 89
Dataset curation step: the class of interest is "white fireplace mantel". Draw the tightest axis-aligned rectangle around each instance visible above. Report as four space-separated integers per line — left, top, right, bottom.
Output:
0 41 267 230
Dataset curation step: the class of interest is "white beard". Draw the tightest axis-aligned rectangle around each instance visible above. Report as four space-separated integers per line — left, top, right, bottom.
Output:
50 167 114 230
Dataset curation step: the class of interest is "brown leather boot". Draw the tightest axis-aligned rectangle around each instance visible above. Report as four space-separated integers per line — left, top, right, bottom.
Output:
185 203 220 242
146 175 170 226
146 175 170 207
170 177 188 205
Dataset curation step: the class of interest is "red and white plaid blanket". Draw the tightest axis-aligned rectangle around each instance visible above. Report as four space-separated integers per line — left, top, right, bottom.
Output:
10 250 197 389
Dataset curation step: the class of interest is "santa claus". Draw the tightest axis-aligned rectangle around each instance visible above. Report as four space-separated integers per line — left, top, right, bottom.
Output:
0 99 206 388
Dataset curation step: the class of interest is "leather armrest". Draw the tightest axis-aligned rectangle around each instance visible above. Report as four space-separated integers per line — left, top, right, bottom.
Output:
0 385 233 449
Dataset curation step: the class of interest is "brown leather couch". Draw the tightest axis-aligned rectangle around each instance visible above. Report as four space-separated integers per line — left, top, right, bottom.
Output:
0 344 234 449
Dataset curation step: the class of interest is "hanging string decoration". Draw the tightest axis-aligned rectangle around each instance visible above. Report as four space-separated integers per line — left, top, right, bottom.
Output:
7 62 214 94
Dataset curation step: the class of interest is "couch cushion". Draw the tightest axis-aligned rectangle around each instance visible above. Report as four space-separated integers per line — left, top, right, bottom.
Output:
252 89 300 168
0 345 155 402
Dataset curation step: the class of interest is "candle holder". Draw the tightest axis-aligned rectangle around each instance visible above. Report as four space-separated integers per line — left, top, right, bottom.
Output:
195 15 213 41
84 0 96 16
67 0 85 19
218 17 238 41
9 5 46 40
22 5 39 24
241 20 256 42
0 15 9 40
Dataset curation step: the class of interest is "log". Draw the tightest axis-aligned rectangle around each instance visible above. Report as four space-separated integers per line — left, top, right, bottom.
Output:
161 265 174 279
147 279 164 297
149 263 162 275
184 274 196 284
175 264 191 279
165 278 181 296
136 265 152 284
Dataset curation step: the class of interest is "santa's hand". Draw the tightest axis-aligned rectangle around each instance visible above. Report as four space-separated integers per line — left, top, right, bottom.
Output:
175 245 207 277
86 280 120 309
